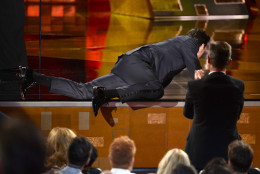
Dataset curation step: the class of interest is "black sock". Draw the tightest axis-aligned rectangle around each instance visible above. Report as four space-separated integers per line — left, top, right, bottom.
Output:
104 89 119 98
33 72 52 88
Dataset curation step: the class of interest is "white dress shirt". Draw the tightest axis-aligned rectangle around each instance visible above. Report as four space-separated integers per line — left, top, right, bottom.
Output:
111 168 134 174
208 71 225 75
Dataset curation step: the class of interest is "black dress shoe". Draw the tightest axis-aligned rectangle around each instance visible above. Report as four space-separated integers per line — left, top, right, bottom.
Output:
20 68 36 99
92 86 109 116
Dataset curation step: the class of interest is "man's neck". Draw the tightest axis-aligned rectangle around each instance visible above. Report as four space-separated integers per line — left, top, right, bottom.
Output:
112 166 131 171
68 163 82 170
209 66 226 74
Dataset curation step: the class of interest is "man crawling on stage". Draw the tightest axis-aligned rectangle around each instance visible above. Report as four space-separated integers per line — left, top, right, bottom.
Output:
20 28 210 116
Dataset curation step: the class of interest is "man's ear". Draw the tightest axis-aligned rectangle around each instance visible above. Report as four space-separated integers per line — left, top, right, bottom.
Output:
108 155 113 167
86 157 90 165
207 56 211 64
227 59 232 67
128 157 135 171
228 160 232 167
130 157 135 166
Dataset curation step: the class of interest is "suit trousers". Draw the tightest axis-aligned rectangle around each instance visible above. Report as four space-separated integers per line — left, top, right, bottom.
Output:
49 49 164 102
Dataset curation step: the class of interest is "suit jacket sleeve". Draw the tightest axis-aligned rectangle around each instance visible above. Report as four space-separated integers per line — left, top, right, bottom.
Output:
184 81 194 119
238 80 245 120
181 39 202 79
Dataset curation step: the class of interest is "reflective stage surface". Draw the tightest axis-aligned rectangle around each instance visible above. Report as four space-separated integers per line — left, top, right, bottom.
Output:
24 0 260 100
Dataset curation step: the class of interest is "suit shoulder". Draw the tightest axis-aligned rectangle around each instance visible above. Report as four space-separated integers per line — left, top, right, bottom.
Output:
170 36 195 43
187 79 202 87
228 75 245 89
228 76 244 84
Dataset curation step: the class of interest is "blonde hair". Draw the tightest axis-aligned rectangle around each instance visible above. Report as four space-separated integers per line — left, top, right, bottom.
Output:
45 127 77 168
157 148 190 174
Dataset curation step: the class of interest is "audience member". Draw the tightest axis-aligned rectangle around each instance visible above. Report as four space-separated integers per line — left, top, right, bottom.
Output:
0 119 46 174
183 41 244 171
0 112 9 129
61 136 92 174
157 148 190 174
82 144 102 174
201 158 232 174
248 168 260 174
228 140 253 174
171 164 197 174
108 136 136 174
44 127 77 173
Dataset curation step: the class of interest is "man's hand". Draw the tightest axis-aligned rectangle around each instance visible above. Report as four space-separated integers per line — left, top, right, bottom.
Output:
195 69 205 79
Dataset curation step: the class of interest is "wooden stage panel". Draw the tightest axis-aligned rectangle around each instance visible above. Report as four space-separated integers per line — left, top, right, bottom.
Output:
0 102 259 169
237 107 260 168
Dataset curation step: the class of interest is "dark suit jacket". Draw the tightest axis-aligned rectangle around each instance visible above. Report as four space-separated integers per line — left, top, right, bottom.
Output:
0 0 28 69
112 36 202 87
183 72 244 170
50 36 202 101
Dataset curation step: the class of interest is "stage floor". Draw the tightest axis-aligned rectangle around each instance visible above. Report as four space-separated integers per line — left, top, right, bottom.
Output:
24 0 260 100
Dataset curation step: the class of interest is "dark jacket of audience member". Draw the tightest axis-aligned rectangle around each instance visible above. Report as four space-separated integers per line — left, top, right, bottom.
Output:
248 168 260 174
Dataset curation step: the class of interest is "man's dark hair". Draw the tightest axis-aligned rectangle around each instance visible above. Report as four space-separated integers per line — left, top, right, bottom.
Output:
228 140 253 173
0 119 46 174
187 28 210 47
68 136 92 167
203 158 232 174
209 41 232 70
171 164 197 174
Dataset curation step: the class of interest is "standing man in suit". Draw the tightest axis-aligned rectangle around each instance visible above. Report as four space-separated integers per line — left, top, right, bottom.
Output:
0 0 28 69
0 0 28 100
183 41 244 171
22 28 210 115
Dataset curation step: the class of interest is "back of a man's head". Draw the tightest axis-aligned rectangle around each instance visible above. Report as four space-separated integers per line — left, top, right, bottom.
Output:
68 136 92 168
203 158 232 174
171 164 197 174
109 136 136 169
209 41 232 70
187 28 210 47
0 119 46 174
228 140 253 173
